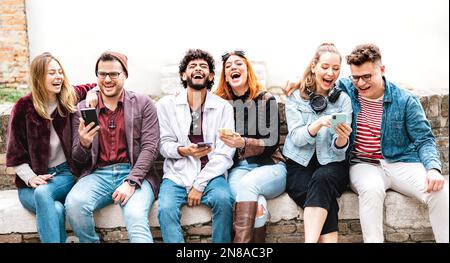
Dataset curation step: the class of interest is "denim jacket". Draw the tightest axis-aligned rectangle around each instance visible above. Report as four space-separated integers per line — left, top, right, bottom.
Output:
338 77 441 171
283 89 353 166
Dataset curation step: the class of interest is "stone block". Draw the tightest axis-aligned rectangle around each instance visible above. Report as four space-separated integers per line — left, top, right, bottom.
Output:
267 224 296 234
186 226 212 236
338 234 363 243
384 191 431 229
278 235 303 243
410 231 435 242
0 234 22 243
102 229 128 242
267 193 299 222
441 94 449 117
385 232 410 242
337 192 359 219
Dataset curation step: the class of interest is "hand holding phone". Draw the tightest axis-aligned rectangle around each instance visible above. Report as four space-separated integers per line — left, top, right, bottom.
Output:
330 113 346 134
80 108 99 129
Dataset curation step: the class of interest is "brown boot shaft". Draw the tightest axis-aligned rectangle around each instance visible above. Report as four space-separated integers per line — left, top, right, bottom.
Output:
233 201 257 243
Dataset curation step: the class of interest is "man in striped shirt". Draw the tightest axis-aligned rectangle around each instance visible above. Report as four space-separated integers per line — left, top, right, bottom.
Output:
338 43 448 243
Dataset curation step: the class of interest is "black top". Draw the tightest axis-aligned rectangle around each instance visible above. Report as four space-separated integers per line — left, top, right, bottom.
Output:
230 91 281 166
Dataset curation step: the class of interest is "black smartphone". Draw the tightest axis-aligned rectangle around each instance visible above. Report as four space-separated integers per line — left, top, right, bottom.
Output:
80 108 99 128
197 142 212 148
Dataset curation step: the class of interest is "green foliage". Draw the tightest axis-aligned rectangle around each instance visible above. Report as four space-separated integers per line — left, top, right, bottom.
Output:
0 88 28 103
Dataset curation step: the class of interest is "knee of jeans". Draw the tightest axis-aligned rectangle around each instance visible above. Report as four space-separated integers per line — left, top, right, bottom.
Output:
64 192 92 215
236 177 259 196
209 189 233 208
157 201 179 220
54 200 65 216
124 208 148 225
33 185 53 202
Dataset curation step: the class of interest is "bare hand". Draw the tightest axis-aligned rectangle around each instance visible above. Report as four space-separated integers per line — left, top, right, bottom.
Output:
187 187 203 207
178 143 213 159
334 123 352 147
219 132 245 148
424 169 445 193
29 173 54 188
112 182 136 206
283 80 300 96
78 117 100 148
85 92 98 108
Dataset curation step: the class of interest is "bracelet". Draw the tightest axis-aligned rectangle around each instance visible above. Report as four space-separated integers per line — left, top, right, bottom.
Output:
240 137 247 149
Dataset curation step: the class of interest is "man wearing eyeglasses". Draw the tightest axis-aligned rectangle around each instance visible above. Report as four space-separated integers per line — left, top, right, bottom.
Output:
337 43 448 243
156 49 235 243
65 51 160 243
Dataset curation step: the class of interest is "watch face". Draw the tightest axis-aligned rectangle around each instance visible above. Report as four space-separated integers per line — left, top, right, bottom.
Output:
127 180 136 186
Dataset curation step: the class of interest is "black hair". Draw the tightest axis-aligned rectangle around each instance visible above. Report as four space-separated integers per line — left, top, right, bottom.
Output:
179 49 215 89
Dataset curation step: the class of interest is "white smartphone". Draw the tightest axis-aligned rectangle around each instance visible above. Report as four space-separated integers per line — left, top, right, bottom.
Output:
330 113 347 134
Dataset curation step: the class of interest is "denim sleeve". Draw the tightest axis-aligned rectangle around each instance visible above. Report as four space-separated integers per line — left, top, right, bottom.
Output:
406 96 441 171
285 93 316 147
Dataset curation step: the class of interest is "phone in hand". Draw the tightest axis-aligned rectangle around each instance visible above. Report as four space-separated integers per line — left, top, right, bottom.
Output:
80 108 99 129
219 128 233 136
330 113 347 134
197 142 213 148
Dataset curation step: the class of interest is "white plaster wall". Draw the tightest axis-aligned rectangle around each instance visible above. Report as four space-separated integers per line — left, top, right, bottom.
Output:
26 0 449 95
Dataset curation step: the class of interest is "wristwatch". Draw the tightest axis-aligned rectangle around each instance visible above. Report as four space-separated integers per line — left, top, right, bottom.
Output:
126 179 137 187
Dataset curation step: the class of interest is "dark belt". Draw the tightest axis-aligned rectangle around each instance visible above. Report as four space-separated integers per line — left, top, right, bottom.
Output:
350 157 381 165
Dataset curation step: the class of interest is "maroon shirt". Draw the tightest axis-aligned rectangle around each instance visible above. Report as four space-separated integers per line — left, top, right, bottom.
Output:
97 91 130 167
189 108 209 168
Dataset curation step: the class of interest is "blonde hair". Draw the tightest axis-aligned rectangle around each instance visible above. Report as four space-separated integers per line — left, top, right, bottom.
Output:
216 53 264 100
300 43 341 100
29 52 77 119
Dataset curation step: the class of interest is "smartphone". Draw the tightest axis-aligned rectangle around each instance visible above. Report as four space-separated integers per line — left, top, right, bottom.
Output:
330 113 346 134
219 128 233 136
197 142 213 148
80 107 99 128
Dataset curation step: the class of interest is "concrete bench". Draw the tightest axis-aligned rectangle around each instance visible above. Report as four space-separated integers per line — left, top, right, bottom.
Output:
0 188 436 243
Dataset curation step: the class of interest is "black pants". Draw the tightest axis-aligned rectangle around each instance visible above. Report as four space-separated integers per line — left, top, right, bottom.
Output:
286 154 349 235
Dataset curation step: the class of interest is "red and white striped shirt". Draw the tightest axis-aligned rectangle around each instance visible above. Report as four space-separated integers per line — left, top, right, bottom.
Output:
352 94 384 161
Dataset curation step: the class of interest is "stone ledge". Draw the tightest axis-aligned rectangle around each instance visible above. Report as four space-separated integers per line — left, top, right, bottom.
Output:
0 189 434 235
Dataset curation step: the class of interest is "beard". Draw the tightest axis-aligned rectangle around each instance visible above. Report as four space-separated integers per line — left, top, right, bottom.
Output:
186 77 212 91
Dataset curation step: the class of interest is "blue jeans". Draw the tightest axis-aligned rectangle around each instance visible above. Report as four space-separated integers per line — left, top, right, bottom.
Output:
18 162 75 243
65 164 155 243
228 160 287 226
158 176 234 243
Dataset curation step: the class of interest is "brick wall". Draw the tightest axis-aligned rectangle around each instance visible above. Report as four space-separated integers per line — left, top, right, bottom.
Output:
0 0 29 89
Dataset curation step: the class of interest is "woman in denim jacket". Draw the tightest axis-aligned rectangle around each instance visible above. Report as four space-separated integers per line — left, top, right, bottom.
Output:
283 43 352 242
216 50 287 243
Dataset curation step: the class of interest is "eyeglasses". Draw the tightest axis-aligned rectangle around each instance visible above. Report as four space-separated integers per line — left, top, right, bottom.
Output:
350 74 372 83
97 71 122 79
221 50 246 62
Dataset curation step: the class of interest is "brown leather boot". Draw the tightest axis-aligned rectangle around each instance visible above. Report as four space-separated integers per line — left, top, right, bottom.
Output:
233 201 257 243
253 225 266 243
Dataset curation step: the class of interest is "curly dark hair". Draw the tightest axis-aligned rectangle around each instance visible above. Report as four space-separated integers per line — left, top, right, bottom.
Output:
179 49 215 89
346 43 382 66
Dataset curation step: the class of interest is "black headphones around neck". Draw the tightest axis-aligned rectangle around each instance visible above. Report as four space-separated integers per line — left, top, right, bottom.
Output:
306 85 342 113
